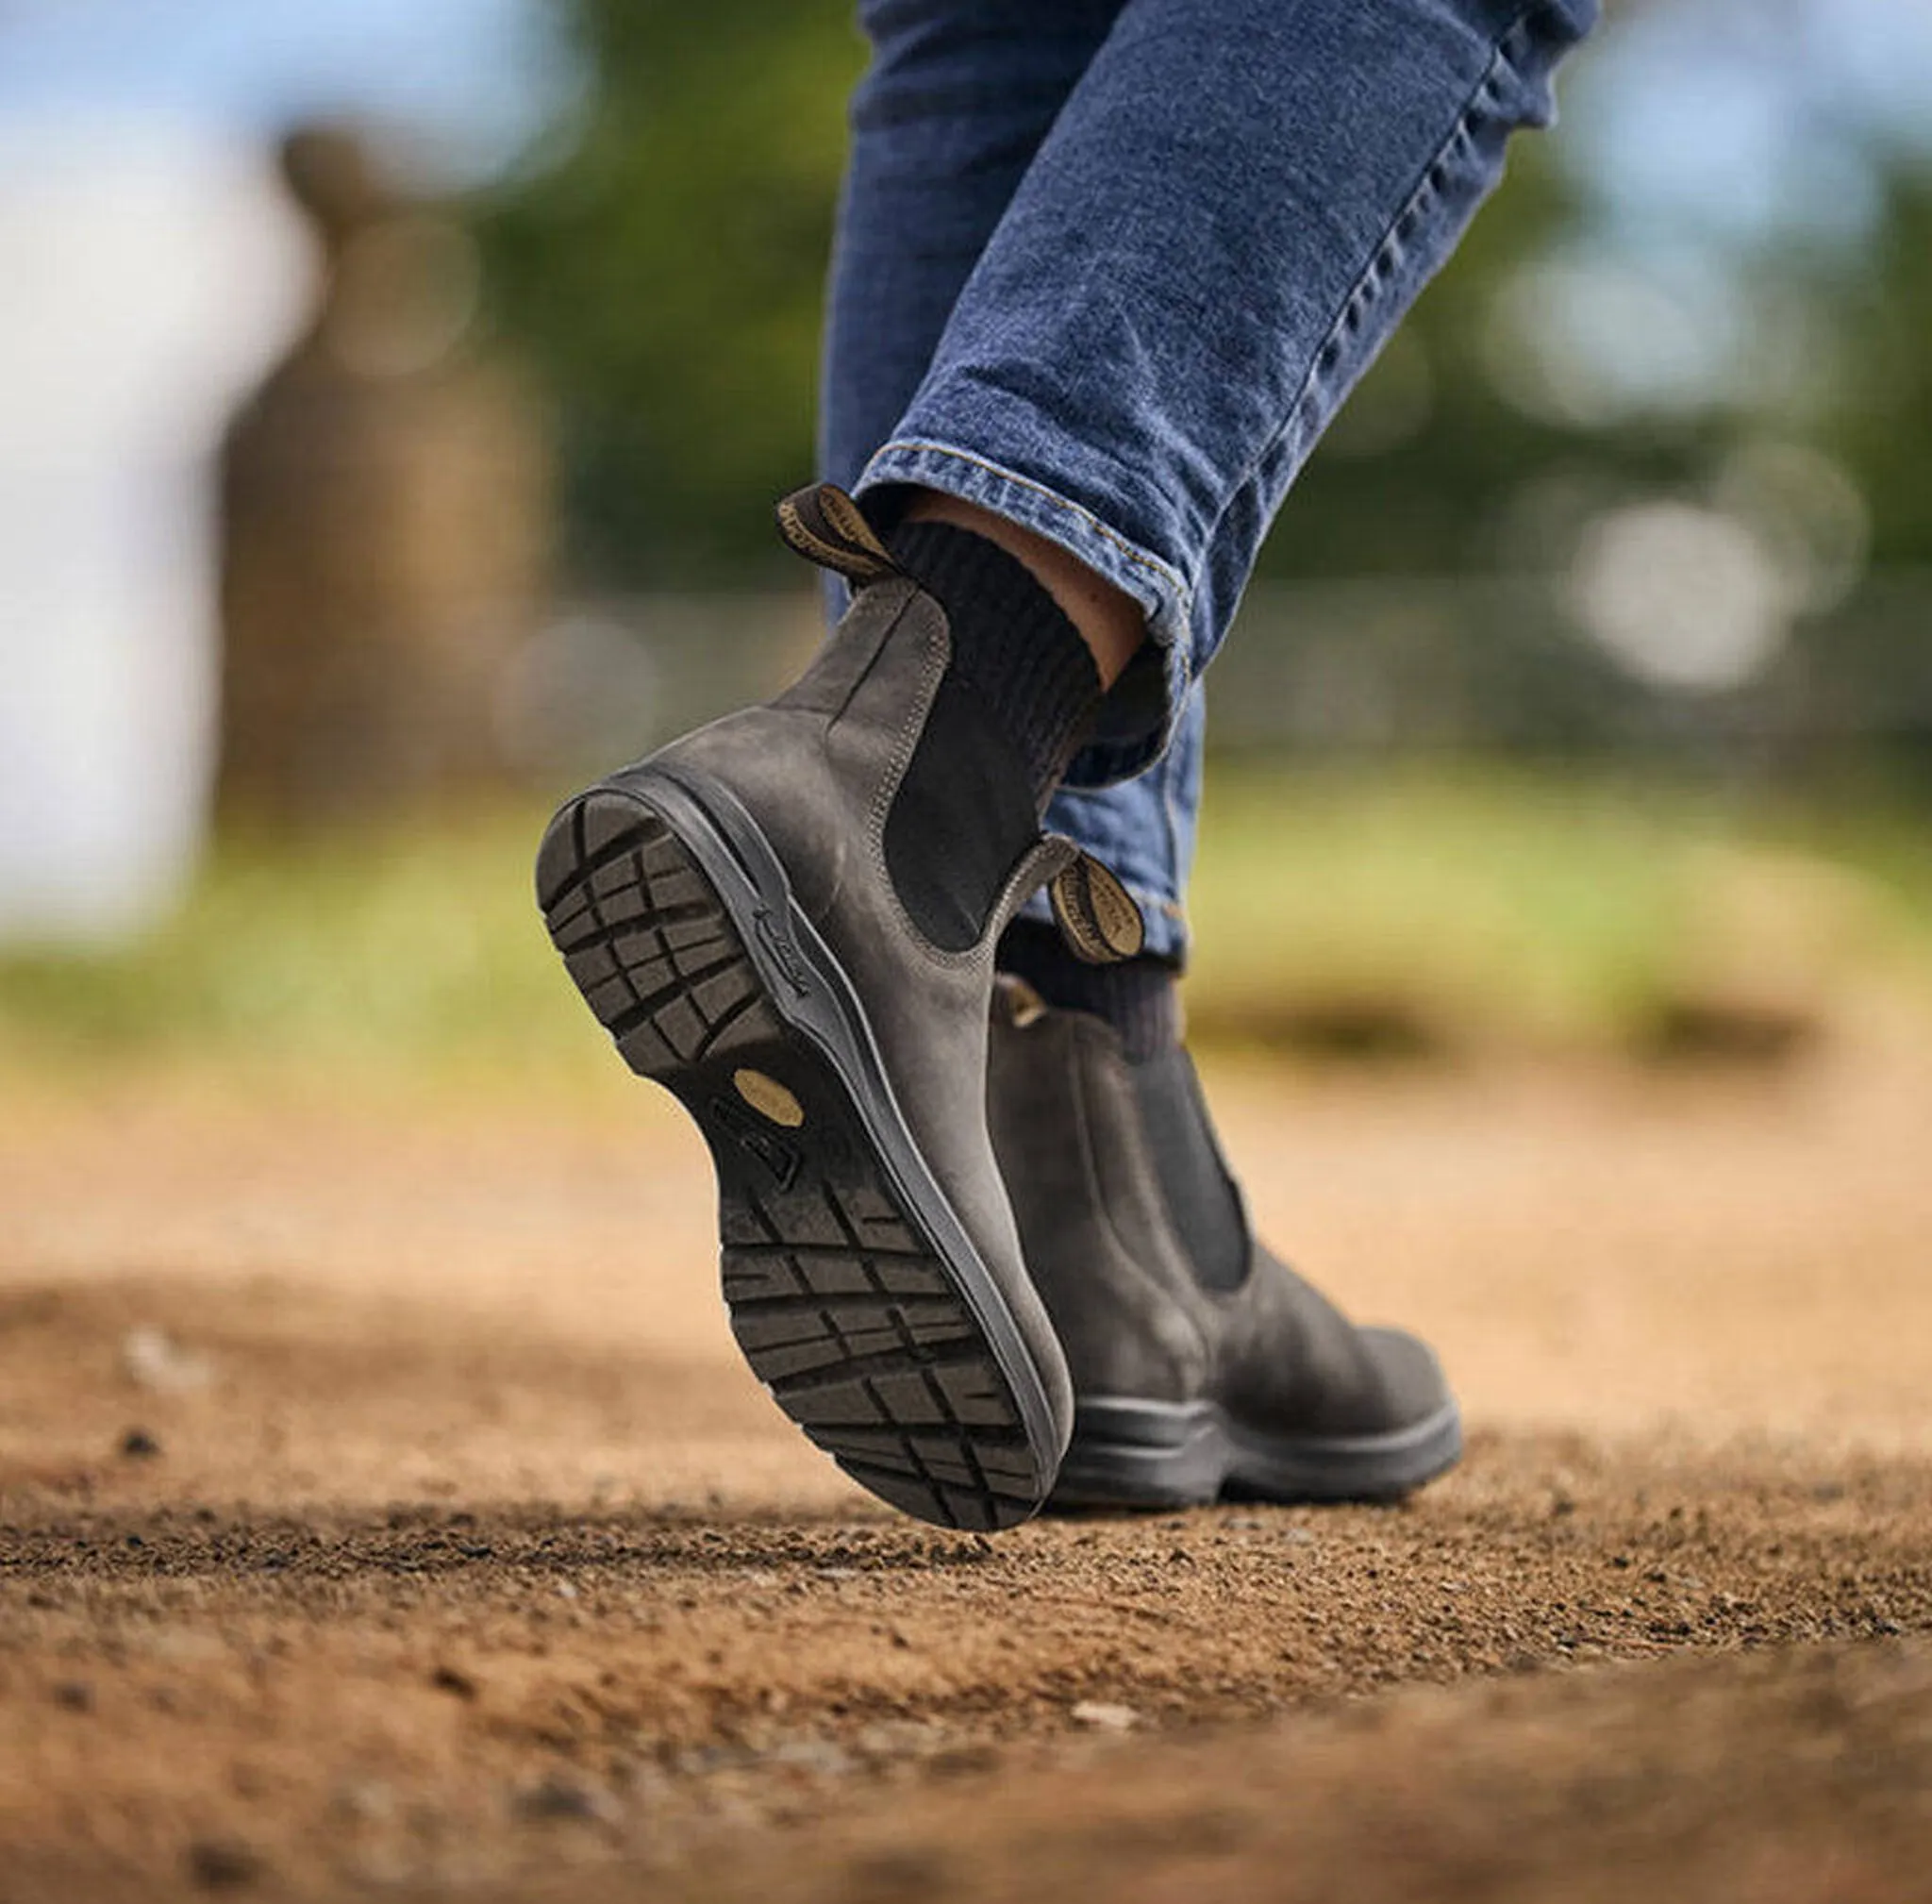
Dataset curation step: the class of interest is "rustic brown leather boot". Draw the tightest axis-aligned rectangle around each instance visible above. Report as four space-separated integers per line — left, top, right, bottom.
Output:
535 487 1141 1530
987 978 1460 1508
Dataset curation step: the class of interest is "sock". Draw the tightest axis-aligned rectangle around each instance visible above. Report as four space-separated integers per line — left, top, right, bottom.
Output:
888 520 1100 810
998 918 1180 1061
877 519 1103 953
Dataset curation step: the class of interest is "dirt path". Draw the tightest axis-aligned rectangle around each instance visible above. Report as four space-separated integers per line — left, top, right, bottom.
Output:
4 1054 1931 1901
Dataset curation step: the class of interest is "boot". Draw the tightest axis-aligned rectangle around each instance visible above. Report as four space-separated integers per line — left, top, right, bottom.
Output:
987 979 1460 1508
535 487 1141 1530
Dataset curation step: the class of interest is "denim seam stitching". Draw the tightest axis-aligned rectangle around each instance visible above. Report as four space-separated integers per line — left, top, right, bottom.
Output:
1192 9 1540 576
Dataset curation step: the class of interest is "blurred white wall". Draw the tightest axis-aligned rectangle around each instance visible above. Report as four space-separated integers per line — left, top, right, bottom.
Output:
0 116 309 944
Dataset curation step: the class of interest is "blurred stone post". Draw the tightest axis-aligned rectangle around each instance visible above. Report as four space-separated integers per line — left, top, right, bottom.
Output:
219 125 551 823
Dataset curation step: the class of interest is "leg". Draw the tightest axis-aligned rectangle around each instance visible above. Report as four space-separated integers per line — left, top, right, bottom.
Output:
852 0 1594 1505
821 0 1127 502
538 0 1594 1528
823 0 1186 992
533 12 1134 1535
863 0 1597 956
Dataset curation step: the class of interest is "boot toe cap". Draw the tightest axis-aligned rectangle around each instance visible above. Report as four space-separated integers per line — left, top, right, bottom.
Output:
1357 1324 1456 1429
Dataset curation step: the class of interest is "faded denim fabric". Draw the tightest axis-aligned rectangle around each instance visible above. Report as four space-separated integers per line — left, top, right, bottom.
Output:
821 0 1596 958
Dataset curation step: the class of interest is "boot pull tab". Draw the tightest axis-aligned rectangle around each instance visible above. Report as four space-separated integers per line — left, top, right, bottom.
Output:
774 483 901 585
1049 852 1144 965
994 974 1049 1029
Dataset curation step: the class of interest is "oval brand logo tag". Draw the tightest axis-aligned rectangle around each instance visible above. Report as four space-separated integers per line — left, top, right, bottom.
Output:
1049 856 1145 965
733 1068 806 1128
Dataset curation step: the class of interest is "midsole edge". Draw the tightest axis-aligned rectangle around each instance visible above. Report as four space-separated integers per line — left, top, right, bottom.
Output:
1074 1396 1463 1466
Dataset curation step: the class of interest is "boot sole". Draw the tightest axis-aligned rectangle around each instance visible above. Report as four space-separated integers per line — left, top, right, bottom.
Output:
535 764 1060 1532
1049 1396 1462 1511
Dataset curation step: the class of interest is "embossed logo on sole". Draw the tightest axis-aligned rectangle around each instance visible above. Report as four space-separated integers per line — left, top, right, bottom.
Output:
752 909 812 998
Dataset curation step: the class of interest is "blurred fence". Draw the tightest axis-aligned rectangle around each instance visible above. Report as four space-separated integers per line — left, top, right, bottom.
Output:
504 571 1932 783
1208 572 1932 763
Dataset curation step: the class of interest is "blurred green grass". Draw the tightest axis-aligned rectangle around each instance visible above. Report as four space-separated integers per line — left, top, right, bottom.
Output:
4 765 1930 1083
1189 765 1932 1057
0 803 588 1086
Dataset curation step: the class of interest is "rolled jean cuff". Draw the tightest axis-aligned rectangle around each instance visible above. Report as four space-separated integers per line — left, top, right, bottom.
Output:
857 438 1193 788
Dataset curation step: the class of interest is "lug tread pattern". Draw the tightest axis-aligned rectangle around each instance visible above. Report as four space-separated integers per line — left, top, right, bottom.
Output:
537 791 1042 1532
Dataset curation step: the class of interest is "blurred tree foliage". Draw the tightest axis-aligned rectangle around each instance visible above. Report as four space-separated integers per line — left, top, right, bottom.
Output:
478 0 862 584
477 1 1929 589
1825 163 1932 568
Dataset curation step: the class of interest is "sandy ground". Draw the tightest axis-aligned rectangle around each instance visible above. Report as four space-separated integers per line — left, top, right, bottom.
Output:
4 1047 1931 1902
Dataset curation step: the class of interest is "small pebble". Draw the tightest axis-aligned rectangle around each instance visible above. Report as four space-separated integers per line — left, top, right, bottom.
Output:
120 1428 162 1460
186 1838 260 1890
122 1326 212 1395
1071 1699 1140 1732
429 1665 477 1699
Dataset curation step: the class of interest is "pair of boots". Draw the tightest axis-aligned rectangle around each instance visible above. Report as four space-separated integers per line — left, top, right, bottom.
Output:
535 488 1458 1531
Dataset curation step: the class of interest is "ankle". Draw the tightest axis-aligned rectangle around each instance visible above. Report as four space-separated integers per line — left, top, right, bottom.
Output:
898 490 1146 688
867 520 1104 953
886 518 1101 814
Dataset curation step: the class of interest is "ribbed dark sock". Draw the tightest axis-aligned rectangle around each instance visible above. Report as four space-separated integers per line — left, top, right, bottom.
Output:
998 918 1180 1061
874 519 1104 953
887 520 1100 812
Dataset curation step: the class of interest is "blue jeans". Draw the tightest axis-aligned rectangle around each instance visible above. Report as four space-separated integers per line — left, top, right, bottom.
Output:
821 0 1596 959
